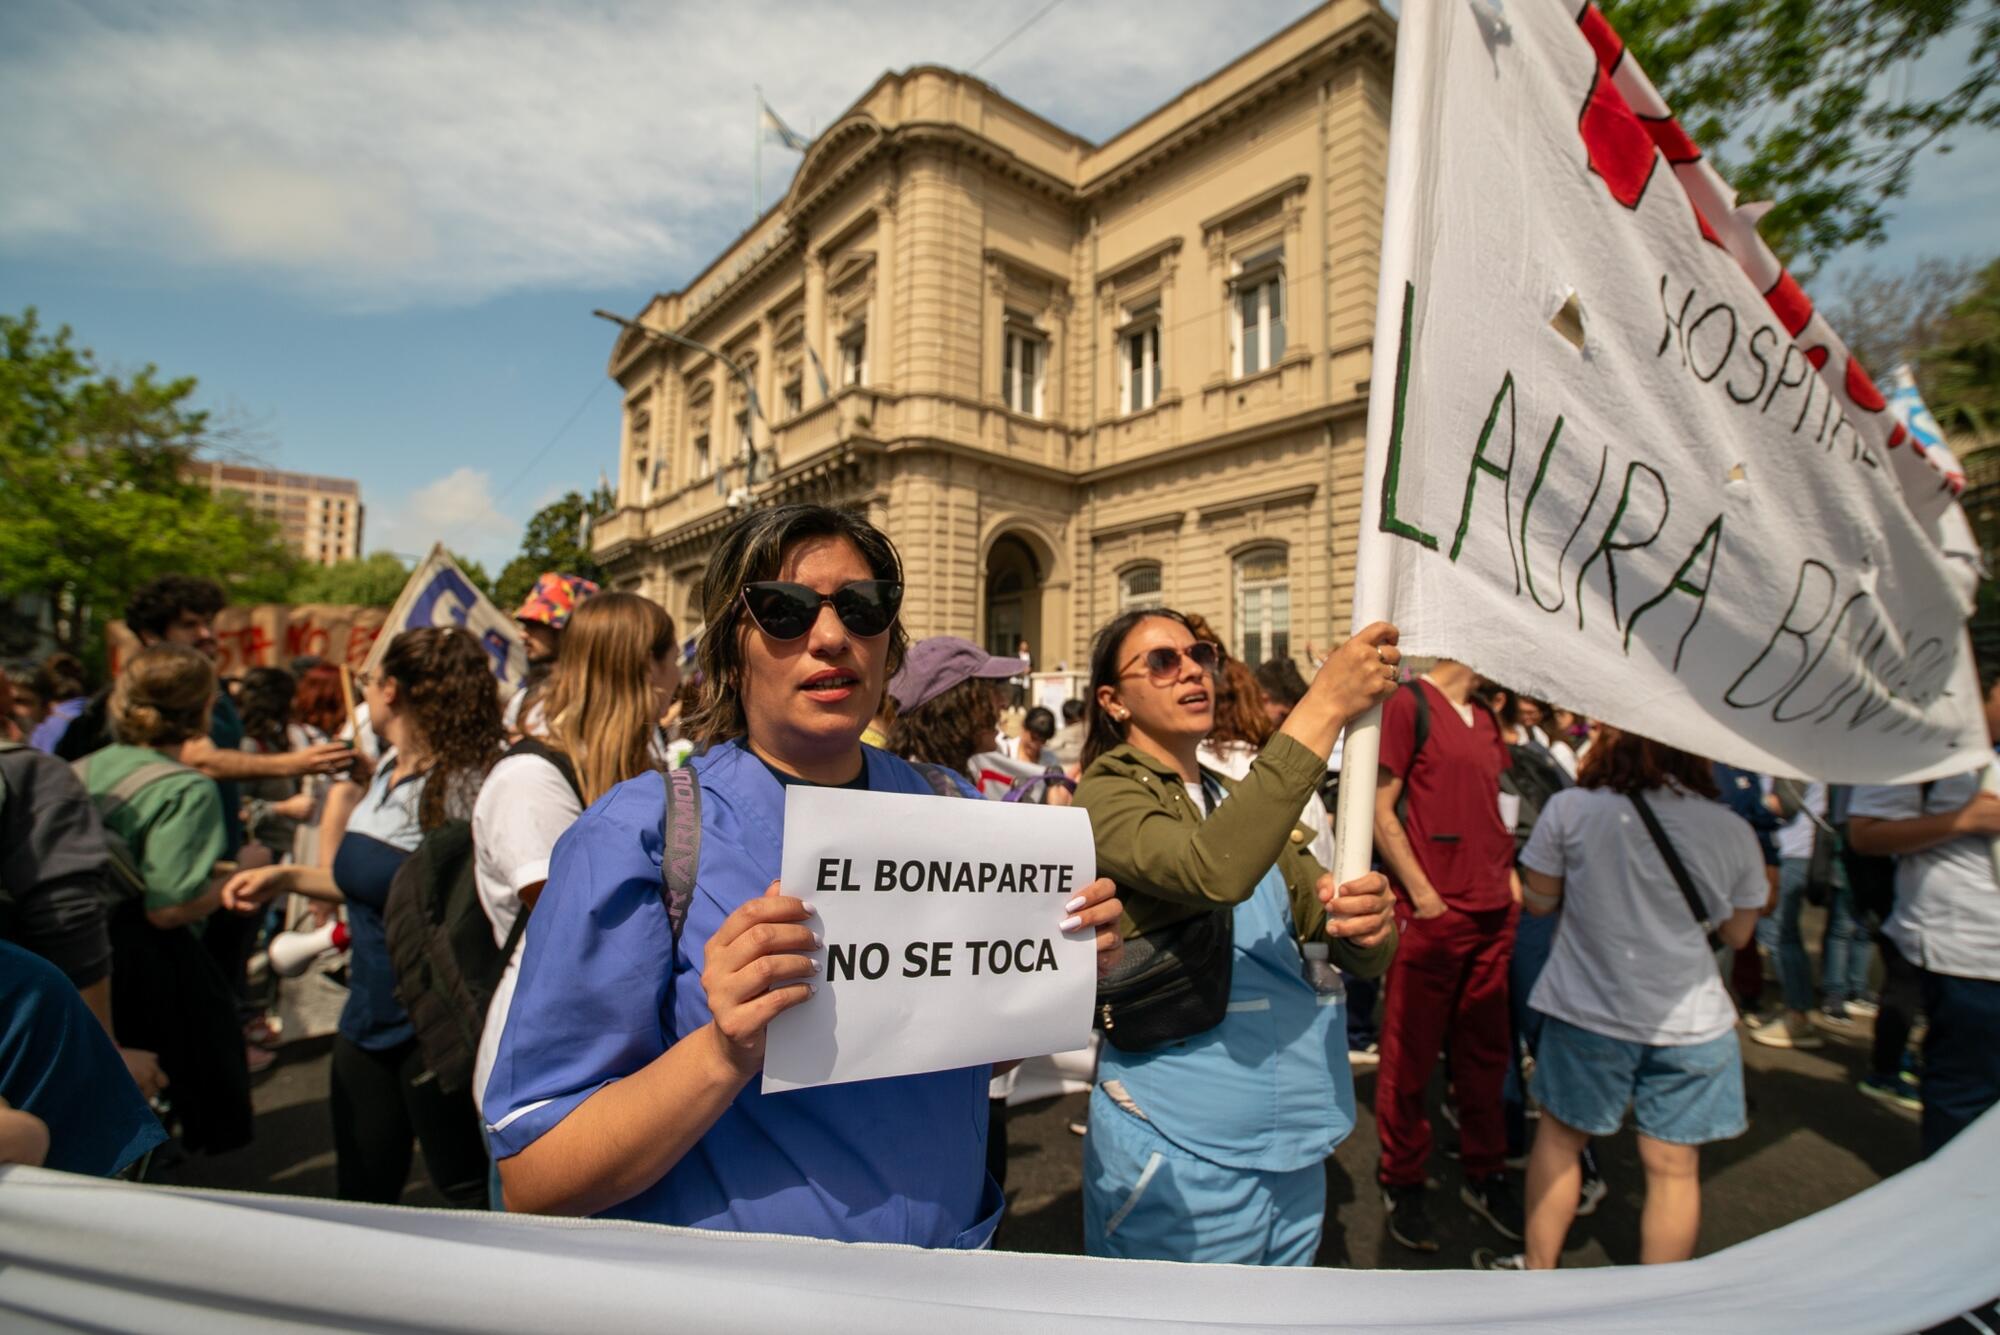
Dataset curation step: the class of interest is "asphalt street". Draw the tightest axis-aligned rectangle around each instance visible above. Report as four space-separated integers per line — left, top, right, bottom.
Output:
177 908 1923 1270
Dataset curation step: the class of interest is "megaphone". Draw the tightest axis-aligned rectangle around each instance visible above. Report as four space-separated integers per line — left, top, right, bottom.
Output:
268 920 351 978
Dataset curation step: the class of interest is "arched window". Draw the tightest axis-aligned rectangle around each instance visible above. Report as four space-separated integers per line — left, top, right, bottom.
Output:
1119 563 1163 613
1233 546 1290 666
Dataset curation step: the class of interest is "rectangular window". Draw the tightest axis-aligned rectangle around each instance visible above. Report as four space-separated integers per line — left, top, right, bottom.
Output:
839 325 867 388
1119 303 1161 414
693 433 711 477
1119 564 1163 613
735 409 751 451
1232 250 1285 378
1235 548 1291 667
783 378 804 418
1002 325 1045 417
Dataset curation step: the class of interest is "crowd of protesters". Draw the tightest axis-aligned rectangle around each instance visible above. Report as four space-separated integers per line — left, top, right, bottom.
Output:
3 502 1997 1276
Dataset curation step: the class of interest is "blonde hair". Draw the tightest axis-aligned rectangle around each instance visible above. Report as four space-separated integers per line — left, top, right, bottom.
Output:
540 592 676 804
111 643 217 747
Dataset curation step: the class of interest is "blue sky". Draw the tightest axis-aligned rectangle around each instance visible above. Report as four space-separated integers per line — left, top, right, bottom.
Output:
3 0 1994 569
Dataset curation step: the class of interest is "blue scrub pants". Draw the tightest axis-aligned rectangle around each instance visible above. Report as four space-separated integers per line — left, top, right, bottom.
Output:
1081 1088 1323 1265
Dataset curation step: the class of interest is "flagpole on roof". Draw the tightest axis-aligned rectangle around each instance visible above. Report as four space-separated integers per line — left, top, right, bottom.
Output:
754 85 763 220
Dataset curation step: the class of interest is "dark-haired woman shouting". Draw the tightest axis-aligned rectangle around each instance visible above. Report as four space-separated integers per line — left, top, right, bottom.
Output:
1074 609 1401 1264
482 504 1122 1244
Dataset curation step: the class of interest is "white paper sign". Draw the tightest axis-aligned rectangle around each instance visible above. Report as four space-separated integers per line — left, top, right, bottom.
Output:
763 787 1097 1094
1361 0 1986 783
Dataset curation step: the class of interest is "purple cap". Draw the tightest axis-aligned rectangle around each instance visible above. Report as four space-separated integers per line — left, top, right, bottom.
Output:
888 636 1022 712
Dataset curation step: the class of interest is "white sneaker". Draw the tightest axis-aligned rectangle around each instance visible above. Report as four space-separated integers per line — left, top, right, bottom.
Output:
1473 1249 1528 1271
1747 1013 1824 1050
1348 1044 1381 1069
1576 1174 1608 1217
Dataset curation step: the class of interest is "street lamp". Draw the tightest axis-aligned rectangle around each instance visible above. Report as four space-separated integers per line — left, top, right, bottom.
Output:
593 309 771 507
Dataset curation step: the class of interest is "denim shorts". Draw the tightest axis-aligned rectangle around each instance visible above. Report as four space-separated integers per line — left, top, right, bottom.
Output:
1531 1015 1746 1146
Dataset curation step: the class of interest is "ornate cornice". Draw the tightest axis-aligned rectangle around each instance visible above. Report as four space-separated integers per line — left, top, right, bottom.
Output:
1081 15 1392 203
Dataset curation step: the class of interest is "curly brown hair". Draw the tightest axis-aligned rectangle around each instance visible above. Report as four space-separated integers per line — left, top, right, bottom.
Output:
888 677 999 770
381 627 505 829
1575 725 1717 799
1207 655 1273 749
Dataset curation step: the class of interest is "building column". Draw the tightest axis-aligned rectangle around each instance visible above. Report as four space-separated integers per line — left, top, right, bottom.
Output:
803 250 828 409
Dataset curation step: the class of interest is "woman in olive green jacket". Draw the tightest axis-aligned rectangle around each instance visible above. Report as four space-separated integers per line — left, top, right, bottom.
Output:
1073 608 1401 1265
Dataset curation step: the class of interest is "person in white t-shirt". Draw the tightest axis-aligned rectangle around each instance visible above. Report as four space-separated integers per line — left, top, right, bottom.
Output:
1848 668 2000 1158
1478 725 1763 1273
471 593 680 1172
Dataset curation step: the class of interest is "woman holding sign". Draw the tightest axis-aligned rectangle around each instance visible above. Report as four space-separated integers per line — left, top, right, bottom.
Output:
483 503 1123 1245
1075 609 1401 1265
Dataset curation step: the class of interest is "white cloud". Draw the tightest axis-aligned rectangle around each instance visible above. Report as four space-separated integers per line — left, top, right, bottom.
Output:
368 465 518 569
0 0 1319 310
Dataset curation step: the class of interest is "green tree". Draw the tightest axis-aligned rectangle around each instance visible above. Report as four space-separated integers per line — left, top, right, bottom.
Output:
1922 257 2000 439
451 550 500 603
493 488 612 611
1822 256 1982 377
289 552 415 606
290 548 500 607
0 308 297 655
1606 1 2000 272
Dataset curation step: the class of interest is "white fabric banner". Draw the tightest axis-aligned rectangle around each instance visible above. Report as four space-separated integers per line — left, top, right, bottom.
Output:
1360 0 1984 782
360 542 528 692
3 1108 1996 1333
765 788 1097 1092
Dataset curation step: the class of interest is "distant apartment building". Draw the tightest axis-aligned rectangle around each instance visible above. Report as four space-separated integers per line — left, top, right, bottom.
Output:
186 462 365 567
593 0 1393 670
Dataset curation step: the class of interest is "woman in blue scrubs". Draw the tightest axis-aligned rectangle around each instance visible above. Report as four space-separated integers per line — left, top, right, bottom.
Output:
1073 609 1401 1264
484 503 1123 1244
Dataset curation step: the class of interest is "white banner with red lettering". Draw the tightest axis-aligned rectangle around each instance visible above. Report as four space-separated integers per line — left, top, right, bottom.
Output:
1357 0 1984 782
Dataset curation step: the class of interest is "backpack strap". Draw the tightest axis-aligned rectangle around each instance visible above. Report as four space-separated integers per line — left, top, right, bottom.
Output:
1391 681 1431 830
1001 769 1076 803
1629 791 1721 951
659 765 702 955
73 754 192 816
1407 680 1430 769
505 735 585 805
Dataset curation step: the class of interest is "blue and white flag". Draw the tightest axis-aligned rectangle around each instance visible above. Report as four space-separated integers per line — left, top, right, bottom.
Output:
1887 363 1948 455
760 97 810 151
362 544 527 690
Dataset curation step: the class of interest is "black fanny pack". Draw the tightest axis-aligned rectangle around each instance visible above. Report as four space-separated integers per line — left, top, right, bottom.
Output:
1092 906 1233 1053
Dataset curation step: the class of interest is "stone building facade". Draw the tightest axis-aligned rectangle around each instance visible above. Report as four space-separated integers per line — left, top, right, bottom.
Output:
592 0 1393 672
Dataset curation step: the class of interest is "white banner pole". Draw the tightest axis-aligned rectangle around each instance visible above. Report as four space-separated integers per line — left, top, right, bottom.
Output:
1330 0 1433 889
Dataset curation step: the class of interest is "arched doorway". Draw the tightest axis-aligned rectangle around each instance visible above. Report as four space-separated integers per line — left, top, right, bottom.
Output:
983 533 1042 661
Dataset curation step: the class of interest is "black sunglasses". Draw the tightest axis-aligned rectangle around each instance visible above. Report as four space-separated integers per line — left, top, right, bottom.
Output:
740 579 902 640
1121 641 1222 682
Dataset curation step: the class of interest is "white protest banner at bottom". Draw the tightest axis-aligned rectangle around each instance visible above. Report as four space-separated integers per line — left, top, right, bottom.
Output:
763 787 1096 1094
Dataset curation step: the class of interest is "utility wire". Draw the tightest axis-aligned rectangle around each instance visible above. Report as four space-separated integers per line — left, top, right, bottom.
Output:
439 376 609 543
967 0 1069 74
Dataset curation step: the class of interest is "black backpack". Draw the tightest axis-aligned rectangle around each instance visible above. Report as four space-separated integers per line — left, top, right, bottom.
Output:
384 737 581 1096
1500 741 1572 855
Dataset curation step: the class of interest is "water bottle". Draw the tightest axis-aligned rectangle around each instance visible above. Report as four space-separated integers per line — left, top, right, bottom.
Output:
1302 941 1345 999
